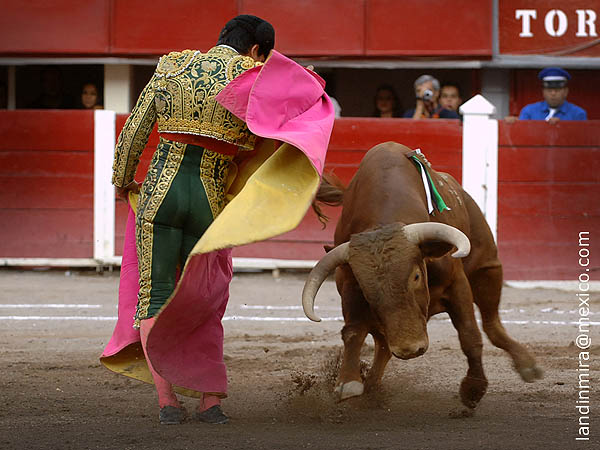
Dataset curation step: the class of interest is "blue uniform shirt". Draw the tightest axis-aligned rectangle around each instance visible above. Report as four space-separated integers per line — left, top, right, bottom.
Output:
519 100 587 121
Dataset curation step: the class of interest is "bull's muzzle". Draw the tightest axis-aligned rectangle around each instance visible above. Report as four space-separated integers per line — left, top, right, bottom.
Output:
390 340 429 360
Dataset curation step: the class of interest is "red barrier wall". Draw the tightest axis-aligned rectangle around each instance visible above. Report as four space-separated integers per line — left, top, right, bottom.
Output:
2 111 597 281
112 118 462 260
0 110 94 257
231 119 463 260
498 121 600 280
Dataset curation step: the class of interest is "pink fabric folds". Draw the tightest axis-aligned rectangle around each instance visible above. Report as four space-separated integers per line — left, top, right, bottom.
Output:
101 204 232 396
146 248 232 395
216 50 334 175
101 205 141 358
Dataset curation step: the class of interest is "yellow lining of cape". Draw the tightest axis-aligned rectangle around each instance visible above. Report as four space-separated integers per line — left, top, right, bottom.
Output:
191 141 319 255
100 343 203 398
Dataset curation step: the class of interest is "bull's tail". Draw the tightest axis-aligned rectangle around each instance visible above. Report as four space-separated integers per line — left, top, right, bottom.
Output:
312 172 346 227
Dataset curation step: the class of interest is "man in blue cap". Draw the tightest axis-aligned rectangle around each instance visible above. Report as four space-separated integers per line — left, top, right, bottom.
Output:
518 67 587 122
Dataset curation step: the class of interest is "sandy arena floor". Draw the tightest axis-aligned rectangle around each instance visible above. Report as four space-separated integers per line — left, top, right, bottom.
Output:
0 268 597 450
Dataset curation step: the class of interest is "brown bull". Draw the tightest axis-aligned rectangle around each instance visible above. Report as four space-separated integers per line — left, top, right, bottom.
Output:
304 142 542 409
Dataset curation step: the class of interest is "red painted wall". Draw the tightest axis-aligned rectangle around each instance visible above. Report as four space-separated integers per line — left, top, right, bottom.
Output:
0 0 110 55
2 111 598 281
111 0 238 55
366 0 492 56
0 111 94 257
0 0 492 57
240 0 365 56
498 120 600 280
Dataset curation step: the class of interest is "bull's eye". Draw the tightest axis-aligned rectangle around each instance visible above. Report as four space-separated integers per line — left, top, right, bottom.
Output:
414 272 420 281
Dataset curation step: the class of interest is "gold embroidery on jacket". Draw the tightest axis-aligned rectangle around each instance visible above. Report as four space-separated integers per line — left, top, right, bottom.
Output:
134 139 186 324
156 50 199 79
199 150 233 219
112 80 157 188
153 46 260 150
112 46 260 190
159 118 256 148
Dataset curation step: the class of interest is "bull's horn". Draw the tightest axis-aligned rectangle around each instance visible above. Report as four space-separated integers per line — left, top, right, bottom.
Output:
302 242 349 322
403 222 471 258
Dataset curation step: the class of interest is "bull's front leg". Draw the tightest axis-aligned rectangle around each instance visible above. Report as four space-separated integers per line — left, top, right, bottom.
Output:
445 272 488 409
364 331 392 391
335 266 369 400
336 324 369 400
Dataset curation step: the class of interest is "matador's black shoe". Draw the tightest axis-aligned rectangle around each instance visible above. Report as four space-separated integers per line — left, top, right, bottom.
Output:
193 405 229 424
159 406 185 425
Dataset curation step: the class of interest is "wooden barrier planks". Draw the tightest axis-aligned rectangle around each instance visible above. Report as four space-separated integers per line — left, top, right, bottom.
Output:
1 110 597 280
0 111 94 258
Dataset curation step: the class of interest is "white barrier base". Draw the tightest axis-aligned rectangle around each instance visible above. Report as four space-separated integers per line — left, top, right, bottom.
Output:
1 258 598 291
0 257 317 271
505 280 600 292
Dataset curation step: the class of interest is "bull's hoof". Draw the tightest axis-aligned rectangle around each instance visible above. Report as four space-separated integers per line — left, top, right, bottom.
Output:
335 381 364 401
518 365 544 383
459 376 488 409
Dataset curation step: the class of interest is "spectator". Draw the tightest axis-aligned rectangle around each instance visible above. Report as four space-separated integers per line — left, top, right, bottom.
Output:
80 82 103 110
439 83 463 113
510 67 587 123
403 75 459 119
373 84 403 118
28 67 68 109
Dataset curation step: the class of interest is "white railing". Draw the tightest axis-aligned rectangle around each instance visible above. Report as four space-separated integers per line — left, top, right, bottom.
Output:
460 94 499 242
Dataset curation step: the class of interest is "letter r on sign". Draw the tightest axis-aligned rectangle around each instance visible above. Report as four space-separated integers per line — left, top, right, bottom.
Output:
576 10 598 37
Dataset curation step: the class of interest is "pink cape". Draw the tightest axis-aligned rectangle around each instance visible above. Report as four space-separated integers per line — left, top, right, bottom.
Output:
102 50 334 397
100 205 141 359
216 49 334 175
100 205 232 396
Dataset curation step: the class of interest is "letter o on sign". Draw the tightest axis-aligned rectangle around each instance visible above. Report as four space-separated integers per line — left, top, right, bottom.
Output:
545 9 568 36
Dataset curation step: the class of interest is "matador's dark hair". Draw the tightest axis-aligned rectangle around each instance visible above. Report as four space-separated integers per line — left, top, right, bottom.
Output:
217 15 275 58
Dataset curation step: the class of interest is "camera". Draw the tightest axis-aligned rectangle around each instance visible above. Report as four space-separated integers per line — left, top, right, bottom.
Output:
421 89 434 102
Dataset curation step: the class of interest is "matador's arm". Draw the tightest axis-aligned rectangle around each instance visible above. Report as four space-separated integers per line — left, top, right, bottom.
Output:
111 78 157 188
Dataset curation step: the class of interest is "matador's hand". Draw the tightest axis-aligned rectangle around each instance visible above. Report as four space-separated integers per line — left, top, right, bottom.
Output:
116 181 140 203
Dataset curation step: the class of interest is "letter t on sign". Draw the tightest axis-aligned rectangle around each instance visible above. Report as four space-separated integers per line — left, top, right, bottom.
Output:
516 9 537 37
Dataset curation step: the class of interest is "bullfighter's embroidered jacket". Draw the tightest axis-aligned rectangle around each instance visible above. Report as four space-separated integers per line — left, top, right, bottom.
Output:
112 46 261 188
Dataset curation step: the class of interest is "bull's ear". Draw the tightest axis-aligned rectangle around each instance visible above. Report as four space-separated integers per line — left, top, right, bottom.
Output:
419 241 455 259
